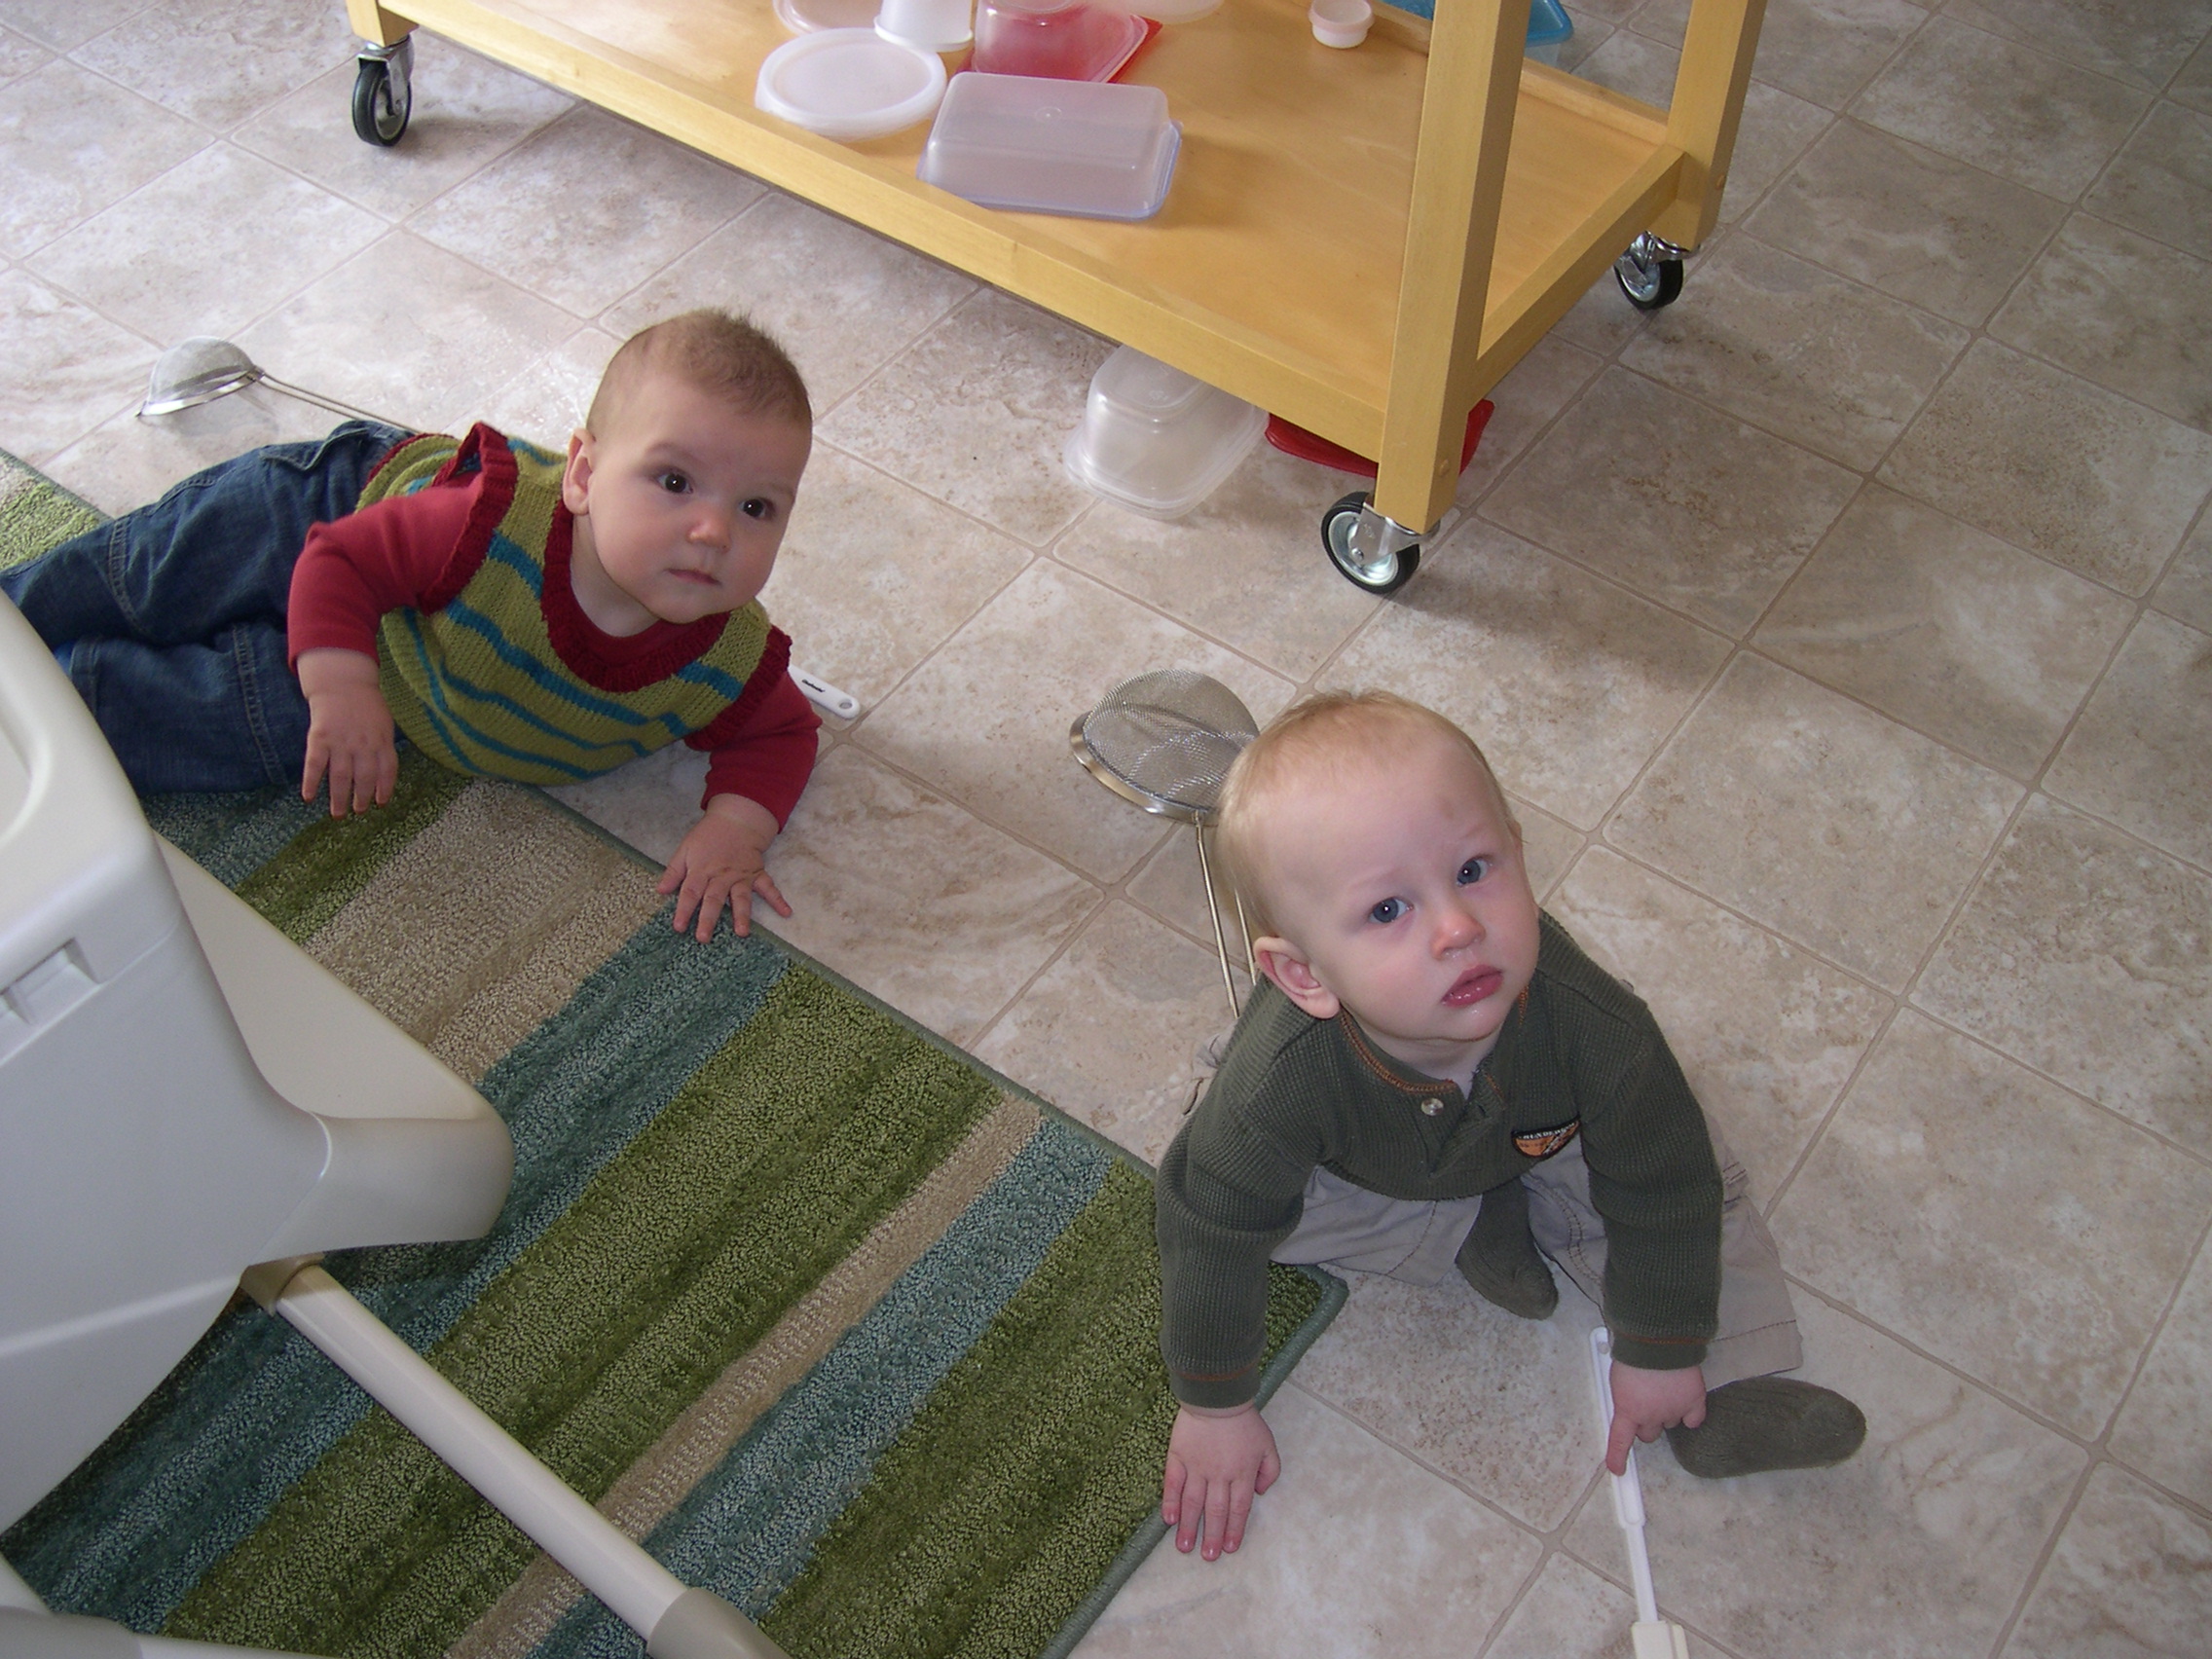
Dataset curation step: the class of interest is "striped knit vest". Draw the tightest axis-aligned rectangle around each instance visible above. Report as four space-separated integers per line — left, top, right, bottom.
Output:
357 425 778 787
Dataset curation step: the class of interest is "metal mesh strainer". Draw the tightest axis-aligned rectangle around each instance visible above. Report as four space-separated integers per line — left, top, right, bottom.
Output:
1070 668 1257 822
139 337 395 425
1071 669 1258 1015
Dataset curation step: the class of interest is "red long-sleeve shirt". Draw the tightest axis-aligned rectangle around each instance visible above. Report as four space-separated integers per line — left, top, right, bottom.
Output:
286 448 818 824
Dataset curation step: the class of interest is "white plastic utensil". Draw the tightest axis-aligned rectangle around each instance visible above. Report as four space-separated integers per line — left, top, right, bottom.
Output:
791 667 861 721
1591 1326 1693 1659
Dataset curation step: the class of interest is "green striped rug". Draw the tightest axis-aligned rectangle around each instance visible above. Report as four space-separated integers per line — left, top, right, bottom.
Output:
0 454 1344 1659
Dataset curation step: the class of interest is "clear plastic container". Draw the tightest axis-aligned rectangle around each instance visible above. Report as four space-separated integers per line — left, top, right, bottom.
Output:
772 0 881 32
972 0 1148 81
1309 0 1371 47
918 73 1181 220
1063 346 1265 518
878 0 975 52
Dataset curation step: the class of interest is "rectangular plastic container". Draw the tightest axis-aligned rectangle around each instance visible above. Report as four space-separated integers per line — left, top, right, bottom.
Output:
1065 346 1265 517
918 72 1181 220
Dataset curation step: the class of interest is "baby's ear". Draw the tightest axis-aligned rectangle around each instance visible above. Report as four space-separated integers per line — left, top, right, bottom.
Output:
560 430 595 515
1254 939 1339 1021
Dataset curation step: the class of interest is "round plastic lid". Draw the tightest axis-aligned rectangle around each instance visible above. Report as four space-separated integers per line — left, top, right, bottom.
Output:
772 0 883 32
755 29 947 141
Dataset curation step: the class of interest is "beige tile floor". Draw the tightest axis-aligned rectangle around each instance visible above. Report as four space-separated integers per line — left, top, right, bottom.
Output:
4 0 2209 1651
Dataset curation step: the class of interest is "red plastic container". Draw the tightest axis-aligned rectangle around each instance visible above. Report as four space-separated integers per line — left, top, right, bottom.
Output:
1265 401 1494 479
971 0 1149 81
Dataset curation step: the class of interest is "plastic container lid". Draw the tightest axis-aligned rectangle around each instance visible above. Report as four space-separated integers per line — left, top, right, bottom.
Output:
1128 0 1221 20
1064 346 1266 518
755 29 948 141
772 0 883 32
1377 0 1571 41
972 0 1148 83
919 73 1180 219
1309 0 1371 47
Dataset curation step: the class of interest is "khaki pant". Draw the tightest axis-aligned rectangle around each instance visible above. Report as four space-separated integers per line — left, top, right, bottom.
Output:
1271 1117 1802 1386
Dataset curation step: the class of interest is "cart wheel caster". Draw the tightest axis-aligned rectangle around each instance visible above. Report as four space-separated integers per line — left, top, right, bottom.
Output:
1322 491 1420 594
351 44 412 145
1614 233 1685 312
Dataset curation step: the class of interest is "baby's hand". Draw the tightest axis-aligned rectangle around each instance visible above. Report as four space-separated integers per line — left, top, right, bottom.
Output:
1161 1401 1280 1561
1605 1359 1706 1475
660 793 792 942
298 647 396 818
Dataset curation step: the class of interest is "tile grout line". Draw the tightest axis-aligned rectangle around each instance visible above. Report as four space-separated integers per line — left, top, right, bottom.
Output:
1281 1380 1600 1592
1285 1370 1777 1659
1781 1272 2212 1535
250 54 574 232
1983 1459 2101 1659
1981 1198 2212 1657
2091 1202 2212 1484
16 34 588 453
1751 551 2208 1198
1577 335 2142 624
1969 86 2207 439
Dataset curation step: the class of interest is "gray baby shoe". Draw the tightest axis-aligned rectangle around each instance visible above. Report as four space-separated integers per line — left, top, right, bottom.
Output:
1666 1377 1866 1477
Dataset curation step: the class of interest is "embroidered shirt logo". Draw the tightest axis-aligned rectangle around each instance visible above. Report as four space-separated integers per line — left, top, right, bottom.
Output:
1513 1121 1579 1160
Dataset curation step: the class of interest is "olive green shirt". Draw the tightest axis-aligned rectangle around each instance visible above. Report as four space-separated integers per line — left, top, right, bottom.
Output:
1157 912 1722 1407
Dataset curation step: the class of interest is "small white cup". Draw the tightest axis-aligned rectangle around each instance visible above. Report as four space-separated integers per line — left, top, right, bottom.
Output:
877 0 974 52
1309 0 1371 47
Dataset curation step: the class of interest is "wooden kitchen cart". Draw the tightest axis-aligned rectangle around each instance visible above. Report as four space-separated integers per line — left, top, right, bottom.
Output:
345 0 1765 590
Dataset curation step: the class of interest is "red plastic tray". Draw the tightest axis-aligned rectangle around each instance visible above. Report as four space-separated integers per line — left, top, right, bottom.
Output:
1264 400 1494 479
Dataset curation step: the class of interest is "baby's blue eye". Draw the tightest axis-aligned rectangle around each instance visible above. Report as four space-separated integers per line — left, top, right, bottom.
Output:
1457 858 1490 886
1368 898 1405 925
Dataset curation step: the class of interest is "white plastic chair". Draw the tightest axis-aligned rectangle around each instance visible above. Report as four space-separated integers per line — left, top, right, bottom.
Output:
0 594 779 1659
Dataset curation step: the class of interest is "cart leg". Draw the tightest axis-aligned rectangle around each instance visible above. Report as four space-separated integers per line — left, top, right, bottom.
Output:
346 0 414 49
1654 0 1767 246
1320 493 1424 594
1614 231 1692 311
351 34 414 146
347 0 415 147
1367 0 1529 558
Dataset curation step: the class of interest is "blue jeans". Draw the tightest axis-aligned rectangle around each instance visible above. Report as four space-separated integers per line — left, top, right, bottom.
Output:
1 421 413 793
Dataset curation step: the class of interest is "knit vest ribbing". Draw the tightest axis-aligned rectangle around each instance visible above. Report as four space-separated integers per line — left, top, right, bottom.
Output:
356 426 774 787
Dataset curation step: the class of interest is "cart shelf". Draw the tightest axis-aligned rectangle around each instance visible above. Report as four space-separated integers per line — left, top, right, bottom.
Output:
350 0 1762 577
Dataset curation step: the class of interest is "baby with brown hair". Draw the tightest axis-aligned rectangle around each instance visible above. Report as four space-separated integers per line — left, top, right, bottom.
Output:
6 310 819 941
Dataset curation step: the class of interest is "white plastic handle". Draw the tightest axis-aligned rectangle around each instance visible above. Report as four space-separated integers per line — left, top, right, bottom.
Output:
1589 1325 1645 1525
1591 1326 1662 1625
791 667 861 721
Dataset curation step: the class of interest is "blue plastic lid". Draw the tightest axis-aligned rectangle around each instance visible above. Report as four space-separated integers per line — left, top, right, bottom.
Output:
1378 0 1571 44
1527 0 1571 45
